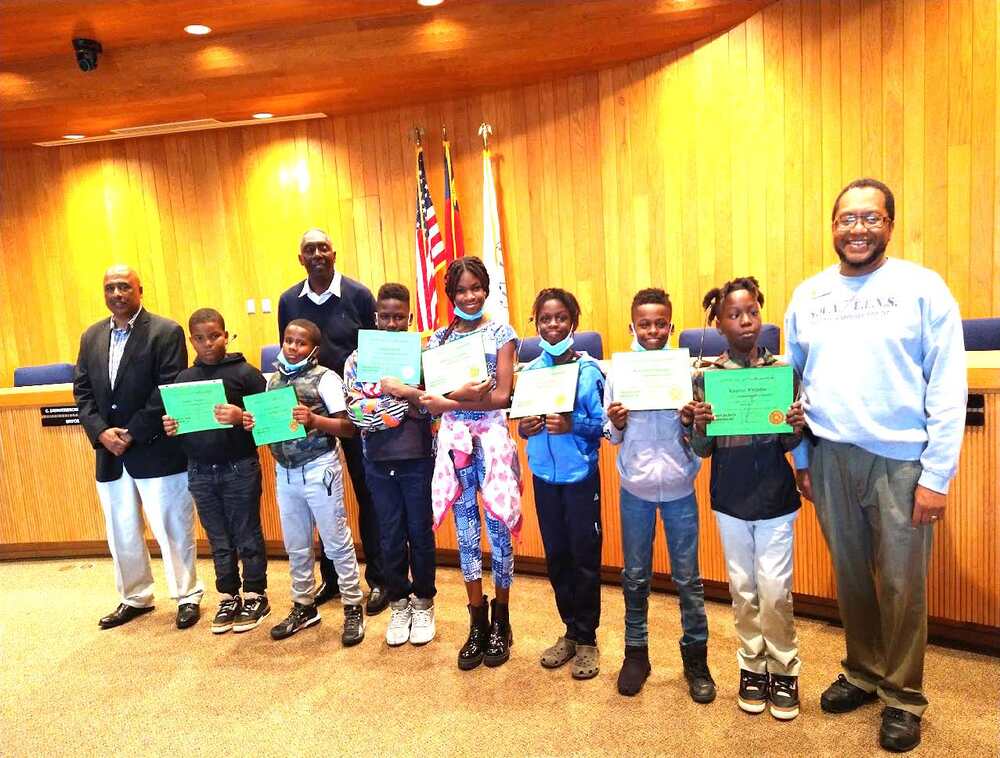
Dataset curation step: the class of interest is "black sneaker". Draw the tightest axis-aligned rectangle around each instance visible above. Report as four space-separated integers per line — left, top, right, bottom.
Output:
233 594 271 633
342 604 365 647
769 673 800 720
820 673 878 714
738 669 770 714
211 597 241 634
270 603 320 640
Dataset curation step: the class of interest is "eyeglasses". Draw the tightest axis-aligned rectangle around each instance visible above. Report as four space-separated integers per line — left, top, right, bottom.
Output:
301 242 332 255
834 212 889 231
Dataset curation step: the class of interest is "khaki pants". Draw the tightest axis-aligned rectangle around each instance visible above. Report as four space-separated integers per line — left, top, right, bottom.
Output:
715 510 800 677
811 439 932 716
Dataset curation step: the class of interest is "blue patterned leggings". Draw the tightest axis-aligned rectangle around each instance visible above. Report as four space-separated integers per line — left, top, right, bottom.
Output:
452 443 514 589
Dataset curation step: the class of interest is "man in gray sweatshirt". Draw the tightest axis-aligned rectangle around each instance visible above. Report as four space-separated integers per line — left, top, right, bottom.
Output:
785 178 967 753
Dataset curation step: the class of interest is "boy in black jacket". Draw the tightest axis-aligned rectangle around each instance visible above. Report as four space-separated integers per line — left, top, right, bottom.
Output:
162 308 269 634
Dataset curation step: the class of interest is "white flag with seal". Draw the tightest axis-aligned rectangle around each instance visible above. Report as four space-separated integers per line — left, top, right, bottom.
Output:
481 145 510 324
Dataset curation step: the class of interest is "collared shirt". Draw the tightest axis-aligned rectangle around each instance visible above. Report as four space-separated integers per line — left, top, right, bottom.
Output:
298 271 343 305
108 306 143 389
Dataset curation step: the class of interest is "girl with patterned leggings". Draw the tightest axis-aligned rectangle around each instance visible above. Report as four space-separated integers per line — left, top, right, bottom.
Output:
420 257 521 670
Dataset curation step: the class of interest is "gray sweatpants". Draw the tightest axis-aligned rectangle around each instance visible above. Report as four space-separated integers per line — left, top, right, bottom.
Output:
275 450 363 607
811 438 932 716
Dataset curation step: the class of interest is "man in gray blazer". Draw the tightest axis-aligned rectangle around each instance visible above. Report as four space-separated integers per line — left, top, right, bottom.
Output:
74 265 203 629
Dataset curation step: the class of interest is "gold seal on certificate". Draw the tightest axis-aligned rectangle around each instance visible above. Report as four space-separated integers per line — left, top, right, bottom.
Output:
422 333 489 396
768 409 786 425
611 348 693 411
289 420 299 432
509 362 580 418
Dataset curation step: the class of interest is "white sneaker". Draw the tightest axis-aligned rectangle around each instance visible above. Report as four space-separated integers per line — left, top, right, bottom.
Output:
409 597 436 645
385 598 412 646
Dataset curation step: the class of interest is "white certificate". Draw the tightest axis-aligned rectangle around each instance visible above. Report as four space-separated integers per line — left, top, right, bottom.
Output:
611 348 693 410
422 333 489 396
508 362 580 419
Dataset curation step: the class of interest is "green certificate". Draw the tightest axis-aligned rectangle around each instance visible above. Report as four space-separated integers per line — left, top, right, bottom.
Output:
356 330 422 385
509 362 580 419
611 348 693 410
704 365 794 436
422 333 489 396
159 379 228 435
243 386 307 446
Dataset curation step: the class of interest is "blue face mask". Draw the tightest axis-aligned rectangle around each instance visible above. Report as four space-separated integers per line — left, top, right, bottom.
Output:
277 347 316 374
540 332 574 357
455 305 484 321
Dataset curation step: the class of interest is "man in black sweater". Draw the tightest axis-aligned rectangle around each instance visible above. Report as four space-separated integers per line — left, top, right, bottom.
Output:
277 229 387 615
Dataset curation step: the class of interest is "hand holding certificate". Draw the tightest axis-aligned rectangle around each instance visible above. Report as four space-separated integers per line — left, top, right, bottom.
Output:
243 386 307 446
704 365 794 436
160 379 229 435
422 333 489 397
509 362 580 418
611 348 693 410
357 330 422 385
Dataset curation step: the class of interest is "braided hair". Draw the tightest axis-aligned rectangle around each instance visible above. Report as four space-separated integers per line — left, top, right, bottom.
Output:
440 256 491 342
701 276 764 325
531 287 581 331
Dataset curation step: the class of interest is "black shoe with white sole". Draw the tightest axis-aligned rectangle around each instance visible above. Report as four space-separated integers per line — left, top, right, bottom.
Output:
342 604 365 647
233 595 270 633
270 603 320 640
738 670 770 714
769 673 800 720
212 597 241 634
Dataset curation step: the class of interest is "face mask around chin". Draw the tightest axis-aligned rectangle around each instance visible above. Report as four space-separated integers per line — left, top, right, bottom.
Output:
540 332 574 356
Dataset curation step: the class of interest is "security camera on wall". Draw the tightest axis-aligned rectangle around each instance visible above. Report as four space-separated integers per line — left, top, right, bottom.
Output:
72 38 102 72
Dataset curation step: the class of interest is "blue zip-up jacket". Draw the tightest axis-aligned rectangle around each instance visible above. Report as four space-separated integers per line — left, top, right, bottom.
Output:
519 351 605 484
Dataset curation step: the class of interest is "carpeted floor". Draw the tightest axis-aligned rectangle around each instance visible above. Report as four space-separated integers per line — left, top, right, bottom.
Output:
1 558 997 757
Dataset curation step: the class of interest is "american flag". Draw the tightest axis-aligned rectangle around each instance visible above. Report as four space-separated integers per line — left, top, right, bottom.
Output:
414 145 446 332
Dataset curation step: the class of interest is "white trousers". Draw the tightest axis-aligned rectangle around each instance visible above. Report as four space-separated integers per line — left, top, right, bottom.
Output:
95 469 203 608
715 509 801 677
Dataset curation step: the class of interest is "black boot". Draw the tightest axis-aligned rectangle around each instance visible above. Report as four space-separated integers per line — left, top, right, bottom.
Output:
457 596 490 671
483 598 512 667
680 641 717 703
617 645 651 696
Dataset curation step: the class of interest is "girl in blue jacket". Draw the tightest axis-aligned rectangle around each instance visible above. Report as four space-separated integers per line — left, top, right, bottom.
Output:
517 287 606 681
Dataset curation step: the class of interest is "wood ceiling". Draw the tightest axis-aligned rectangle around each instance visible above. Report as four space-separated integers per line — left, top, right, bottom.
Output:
0 0 771 148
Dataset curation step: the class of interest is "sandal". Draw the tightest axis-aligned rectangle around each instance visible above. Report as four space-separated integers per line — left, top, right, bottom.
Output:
571 644 600 680
540 636 577 668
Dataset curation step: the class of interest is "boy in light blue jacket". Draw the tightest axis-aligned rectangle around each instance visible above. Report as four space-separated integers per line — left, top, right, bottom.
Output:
518 288 606 681
604 287 715 702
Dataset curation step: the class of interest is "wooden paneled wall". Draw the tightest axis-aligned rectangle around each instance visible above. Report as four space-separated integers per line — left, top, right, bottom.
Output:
0 0 997 384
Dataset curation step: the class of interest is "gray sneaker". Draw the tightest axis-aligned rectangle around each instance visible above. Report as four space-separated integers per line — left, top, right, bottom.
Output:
385 599 412 647
408 598 436 646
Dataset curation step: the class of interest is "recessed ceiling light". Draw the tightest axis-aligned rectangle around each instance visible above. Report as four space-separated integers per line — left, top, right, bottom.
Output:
417 0 444 6
252 112 273 119
184 24 212 35
62 134 85 140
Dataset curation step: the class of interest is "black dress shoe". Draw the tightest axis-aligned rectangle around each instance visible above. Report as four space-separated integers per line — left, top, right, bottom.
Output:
879 707 921 752
314 581 341 607
176 603 201 629
820 673 879 713
99 603 154 629
365 586 389 616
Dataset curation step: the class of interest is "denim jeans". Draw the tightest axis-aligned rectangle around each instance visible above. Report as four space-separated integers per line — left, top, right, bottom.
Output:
365 457 437 601
187 457 266 596
534 471 602 645
619 487 709 648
